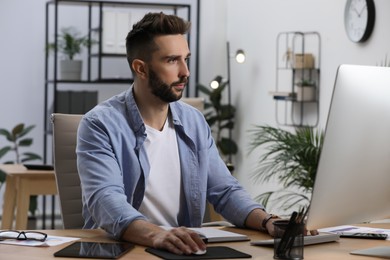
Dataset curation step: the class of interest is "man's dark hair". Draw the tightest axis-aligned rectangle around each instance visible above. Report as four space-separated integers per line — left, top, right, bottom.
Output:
126 12 191 74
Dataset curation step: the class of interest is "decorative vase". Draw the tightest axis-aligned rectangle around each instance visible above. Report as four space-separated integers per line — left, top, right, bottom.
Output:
60 60 82 81
296 86 316 101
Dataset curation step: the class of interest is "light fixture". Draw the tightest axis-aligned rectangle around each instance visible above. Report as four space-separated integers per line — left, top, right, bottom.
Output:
209 42 245 167
235 49 246 63
210 75 223 89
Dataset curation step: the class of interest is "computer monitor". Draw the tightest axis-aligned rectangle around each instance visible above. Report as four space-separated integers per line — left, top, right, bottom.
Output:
306 64 390 230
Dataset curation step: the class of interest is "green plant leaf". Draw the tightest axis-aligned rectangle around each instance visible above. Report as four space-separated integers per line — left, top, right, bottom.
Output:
12 123 25 137
18 125 35 139
29 195 38 216
0 169 6 183
47 26 96 60
21 152 42 162
0 123 42 168
248 125 324 212
206 116 218 127
218 138 238 155
0 146 12 159
220 121 234 130
18 138 33 147
197 77 238 160
197 84 212 95
0 129 12 140
219 105 235 120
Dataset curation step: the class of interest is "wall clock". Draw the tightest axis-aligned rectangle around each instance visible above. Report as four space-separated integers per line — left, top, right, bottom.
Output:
344 0 375 43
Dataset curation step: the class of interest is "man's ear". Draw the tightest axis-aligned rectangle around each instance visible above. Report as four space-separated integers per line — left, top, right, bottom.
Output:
132 59 148 79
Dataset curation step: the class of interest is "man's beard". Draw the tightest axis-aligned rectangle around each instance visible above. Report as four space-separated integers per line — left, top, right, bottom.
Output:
148 68 188 103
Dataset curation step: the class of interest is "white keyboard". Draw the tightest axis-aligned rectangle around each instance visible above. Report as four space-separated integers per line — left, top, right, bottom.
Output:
250 233 340 246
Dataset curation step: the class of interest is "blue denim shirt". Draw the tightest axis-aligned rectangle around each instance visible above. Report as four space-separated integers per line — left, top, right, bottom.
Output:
76 87 263 239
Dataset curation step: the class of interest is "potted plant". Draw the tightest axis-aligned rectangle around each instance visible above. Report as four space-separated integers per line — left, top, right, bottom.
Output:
47 27 95 81
248 125 324 212
197 80 238 171
295 79 316 101
0 123 42 217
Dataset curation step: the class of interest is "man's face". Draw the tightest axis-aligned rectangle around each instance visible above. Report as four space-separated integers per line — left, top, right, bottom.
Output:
147 35 190 103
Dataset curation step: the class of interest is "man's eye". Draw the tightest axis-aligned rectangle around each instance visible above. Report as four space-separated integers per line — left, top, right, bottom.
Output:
168 58 177 63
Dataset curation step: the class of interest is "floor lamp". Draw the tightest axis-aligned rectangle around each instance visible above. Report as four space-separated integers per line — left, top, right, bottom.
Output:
210 41 245 170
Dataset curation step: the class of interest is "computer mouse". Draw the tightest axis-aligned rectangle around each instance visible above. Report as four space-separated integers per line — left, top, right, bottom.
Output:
193 249 207 255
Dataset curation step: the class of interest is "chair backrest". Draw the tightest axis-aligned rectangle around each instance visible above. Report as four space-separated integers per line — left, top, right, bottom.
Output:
181 97 204 112
182 97 224 223
51 113 84 229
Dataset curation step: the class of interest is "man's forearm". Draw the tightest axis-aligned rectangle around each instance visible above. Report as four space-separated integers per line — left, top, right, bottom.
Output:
121 219 164 247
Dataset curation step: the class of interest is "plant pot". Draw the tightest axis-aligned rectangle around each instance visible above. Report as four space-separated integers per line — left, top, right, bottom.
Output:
296 86 316 101
60 60 82 80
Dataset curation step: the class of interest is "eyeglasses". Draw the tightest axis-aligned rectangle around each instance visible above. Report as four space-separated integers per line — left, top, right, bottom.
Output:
0 230 47 242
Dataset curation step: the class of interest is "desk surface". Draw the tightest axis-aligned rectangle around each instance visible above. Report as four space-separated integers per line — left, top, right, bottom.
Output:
1 224 390 259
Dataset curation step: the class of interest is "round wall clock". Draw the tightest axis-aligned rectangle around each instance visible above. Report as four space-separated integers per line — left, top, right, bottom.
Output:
344 0 375 43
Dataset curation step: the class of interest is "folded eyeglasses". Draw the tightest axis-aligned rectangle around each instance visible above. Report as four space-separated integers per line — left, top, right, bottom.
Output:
0 230 47 242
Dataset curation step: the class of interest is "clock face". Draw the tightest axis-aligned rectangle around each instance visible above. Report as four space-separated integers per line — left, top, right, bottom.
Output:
344 0 375 43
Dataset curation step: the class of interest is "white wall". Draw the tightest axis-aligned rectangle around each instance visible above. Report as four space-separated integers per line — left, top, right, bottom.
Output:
198 0 390 215
1 0 390 216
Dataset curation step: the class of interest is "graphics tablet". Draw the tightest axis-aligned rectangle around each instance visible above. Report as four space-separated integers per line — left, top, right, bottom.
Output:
54 241 134 259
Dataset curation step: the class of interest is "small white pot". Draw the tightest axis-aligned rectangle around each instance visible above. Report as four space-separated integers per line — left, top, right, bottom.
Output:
60 60 82 80
296 86 316 101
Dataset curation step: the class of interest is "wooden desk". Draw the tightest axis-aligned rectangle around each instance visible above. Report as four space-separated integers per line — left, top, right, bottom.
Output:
0 164 57 230
1 224 390 259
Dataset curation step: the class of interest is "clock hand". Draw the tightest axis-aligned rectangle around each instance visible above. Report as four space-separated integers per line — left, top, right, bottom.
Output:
352 7 360 16
357 5 367 17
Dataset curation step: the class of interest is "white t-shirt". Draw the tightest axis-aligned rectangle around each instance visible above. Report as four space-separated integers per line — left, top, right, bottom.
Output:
138 117 183 226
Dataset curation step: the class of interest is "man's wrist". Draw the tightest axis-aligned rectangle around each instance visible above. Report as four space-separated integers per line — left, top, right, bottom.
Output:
260 213 279 233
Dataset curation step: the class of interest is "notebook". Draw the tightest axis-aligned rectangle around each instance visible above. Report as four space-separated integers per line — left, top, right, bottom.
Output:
250 233 339 246
161 227 249 243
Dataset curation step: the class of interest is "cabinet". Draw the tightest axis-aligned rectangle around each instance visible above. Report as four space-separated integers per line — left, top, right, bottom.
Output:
43 0 198 163
271 31 321 127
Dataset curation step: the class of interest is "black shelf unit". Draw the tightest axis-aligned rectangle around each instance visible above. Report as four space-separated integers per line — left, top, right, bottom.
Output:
272 31 321 127
43 0 198 229
44 0 198 162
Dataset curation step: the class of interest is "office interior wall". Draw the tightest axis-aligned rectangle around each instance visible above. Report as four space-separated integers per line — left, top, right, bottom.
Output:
1 0 390 216
197 0 390 215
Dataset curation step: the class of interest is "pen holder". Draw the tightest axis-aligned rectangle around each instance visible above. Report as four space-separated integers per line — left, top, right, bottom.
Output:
273 219 304 260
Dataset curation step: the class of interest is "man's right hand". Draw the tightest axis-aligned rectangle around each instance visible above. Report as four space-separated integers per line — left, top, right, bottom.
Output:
121 220 206 255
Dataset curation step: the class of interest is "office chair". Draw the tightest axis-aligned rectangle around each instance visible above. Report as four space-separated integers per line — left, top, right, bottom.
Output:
51 113 84 229
181 98 224 223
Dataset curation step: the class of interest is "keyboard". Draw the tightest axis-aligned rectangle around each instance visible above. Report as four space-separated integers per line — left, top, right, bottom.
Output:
250 233 340 246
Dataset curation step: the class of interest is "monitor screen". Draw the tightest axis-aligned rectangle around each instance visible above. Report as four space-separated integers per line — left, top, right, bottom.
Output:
306 64 390 230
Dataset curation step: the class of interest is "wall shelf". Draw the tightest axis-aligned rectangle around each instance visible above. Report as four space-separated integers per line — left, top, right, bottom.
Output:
272 31 321 127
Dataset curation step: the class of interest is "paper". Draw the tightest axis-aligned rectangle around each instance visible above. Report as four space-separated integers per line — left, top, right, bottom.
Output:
0 235 80 247
319 225 390 241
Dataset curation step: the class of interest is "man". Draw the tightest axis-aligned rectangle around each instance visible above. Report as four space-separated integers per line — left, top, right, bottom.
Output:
77 12 280 255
